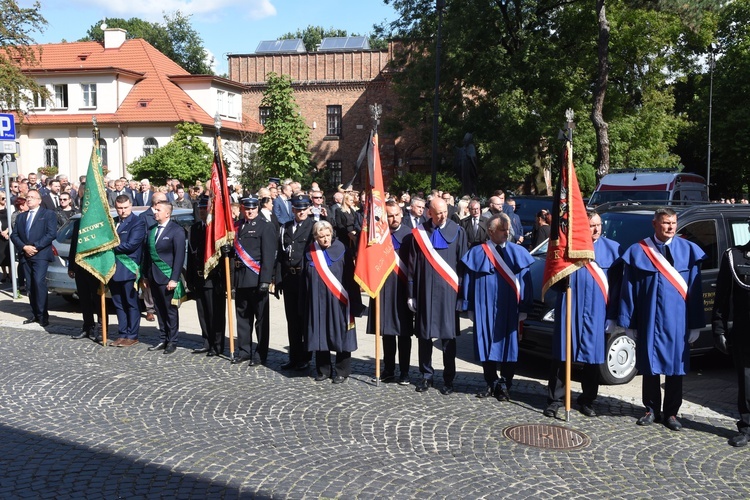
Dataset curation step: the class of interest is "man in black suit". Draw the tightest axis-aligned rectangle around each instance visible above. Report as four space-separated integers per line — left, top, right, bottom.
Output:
278 194 315 370
144 200 187 354
233 197 278 366
460 199 489 248
403 196 427 229
109 195 147 347
41 179 62 210
187 197 227 357
10 190 58 326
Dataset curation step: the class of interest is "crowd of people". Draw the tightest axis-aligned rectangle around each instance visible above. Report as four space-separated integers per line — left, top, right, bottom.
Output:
3 171 750 449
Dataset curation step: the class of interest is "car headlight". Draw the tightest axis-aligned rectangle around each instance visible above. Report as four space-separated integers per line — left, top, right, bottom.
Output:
542 309 555 322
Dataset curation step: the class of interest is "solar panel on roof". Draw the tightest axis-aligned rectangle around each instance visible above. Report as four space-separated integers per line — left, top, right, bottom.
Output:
255 39 305 54
318 36 370 52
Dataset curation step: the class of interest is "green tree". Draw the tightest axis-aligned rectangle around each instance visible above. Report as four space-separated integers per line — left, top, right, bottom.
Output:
127 122 213 185
279 25 387 52
389 171 461 197
0 0 48 114
81 11 212 74
257 73 312 181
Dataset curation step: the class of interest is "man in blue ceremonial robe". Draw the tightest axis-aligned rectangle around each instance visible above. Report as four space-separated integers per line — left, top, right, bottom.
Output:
408 198 468 395
460 213 534 401
619 208 705 431
544 211 622 418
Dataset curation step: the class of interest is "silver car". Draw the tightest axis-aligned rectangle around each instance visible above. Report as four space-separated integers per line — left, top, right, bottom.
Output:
48 206 195 301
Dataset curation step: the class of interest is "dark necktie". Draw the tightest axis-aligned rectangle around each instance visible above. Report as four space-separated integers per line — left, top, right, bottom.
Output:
496 244 507 262
663 244 674 265
155 225 164 242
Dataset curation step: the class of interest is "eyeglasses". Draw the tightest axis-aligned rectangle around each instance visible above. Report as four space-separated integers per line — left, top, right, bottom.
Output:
312 196 323 199
60 198 70 201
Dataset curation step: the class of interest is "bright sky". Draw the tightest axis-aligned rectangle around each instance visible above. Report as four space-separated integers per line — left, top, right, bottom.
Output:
22 0 399 74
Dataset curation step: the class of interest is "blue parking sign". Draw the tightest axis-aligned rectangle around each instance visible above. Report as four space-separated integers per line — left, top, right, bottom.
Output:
0 113 16 141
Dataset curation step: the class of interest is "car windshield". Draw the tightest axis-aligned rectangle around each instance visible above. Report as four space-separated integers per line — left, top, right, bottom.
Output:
589 190 669 206
600 211 654 249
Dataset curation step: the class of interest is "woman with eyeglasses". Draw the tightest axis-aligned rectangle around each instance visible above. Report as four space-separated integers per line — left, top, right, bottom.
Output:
55 193 80 229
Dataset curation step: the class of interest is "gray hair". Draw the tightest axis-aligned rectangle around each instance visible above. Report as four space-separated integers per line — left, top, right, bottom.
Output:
312 220 334 238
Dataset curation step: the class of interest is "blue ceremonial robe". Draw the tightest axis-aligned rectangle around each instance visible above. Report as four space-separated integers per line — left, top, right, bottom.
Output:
303 239 359 353
460 242 534 363
553 236 622 364
618 236 705 376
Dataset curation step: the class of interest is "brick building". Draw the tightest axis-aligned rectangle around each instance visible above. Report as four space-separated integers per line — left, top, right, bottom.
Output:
227 41 425 191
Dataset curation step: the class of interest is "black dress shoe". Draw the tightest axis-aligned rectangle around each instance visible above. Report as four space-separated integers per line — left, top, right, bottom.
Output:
247 358 260 367
476 386 493 398
192 347 210 354
664 416 682 431
543 403 561 418
398 375 410 386
380 373 396 383
729 433 749 447
314 373 329 382
39 318 50 327
440 385 454 396
579 404 597 418
23 318 38 325
231 356 252 365
280 361 296 370
637 411 661 426
206 350 217 357
149 342 167 351
332 375 348 384
415 379 432 393
163 343 177 354
294 362 310 371
71 329 93 340
494 383 510 402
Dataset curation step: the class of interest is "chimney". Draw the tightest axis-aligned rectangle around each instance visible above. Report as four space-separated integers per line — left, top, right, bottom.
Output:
103 28 127 49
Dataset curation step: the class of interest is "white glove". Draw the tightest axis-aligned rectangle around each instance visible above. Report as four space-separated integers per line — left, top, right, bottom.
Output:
625 329 637 340
605 319 616 333
407 298 417 313
518 313 527 323
688 329 700 343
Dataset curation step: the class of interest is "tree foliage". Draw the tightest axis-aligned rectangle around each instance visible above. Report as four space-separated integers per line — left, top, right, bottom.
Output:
257 73 312 181
127 122 213 185
389 171 461 197
81 11 213 74
0 0 48 114
379 0 721 196
279 25 387 52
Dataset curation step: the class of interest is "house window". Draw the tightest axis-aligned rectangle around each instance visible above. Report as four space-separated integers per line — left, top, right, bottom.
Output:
81 83 97 108
33 91 46 109
217 90 225 116
226 93 235 117
327 105 342 137
99 138 108 168
327 160 342 186
259 107 271 126
143 137 158 156
53 84 68 108
44 139 59 167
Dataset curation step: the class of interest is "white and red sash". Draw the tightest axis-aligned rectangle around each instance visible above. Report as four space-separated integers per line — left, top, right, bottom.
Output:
310 242 354 328
413 225 459 292
638 238 688 300
585 261 609 304
393 250 408 284
234 238 260 274
481 243 520 302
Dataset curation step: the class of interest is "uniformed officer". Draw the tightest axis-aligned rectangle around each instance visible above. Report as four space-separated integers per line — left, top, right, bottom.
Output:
187 197 227 357
278 194 315 371
233 197 277 366
713 228 750 447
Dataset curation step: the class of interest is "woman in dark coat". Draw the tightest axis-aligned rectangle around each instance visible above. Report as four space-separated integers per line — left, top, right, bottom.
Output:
303 220 360 384
531 209 551 249
0 193 10 281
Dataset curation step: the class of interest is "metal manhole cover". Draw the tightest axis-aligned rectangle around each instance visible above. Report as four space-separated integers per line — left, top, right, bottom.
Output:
503 424 590 450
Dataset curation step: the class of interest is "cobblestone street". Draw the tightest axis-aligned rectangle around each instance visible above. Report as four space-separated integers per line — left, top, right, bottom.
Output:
0 289 748 498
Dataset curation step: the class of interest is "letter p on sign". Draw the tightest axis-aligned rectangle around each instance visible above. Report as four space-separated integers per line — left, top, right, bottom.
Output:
0 114 16 141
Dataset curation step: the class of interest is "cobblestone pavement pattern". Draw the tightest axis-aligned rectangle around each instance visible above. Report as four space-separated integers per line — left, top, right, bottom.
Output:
0 289 748 498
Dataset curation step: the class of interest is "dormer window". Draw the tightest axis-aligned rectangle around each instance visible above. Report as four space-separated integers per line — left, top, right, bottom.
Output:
137 100 151 108
78 53 91 61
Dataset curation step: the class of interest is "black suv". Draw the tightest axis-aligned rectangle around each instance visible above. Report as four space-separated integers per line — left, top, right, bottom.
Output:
520 202 750 384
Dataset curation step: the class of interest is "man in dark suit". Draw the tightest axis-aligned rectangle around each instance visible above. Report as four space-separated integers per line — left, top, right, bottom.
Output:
139 192 167 323
41 179 63 210
233 197 278 366
460 199 489 248
10 190 58 326
144 200 187 354
403 196 427 229
107 178 133 207
109 195 147 347
134 179 153 207
68 217 103 341
187 197 227 357
273 181 294 225
278 194 315 370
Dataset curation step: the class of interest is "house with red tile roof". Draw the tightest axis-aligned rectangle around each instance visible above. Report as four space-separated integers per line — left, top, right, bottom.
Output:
13 28 262 182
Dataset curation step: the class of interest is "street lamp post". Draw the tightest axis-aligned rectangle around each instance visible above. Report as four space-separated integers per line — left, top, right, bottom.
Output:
431 0 445 190
707 46 715 199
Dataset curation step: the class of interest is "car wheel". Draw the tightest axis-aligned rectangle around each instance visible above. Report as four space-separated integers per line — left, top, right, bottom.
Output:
600 332 637 385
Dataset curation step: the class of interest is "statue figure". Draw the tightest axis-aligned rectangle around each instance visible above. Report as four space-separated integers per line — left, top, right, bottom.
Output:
455 133 478 197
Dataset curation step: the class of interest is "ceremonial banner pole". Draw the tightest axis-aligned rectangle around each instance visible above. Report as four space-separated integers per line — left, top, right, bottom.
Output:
100 282 108 346
565 278 572 420
375 297 381 385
